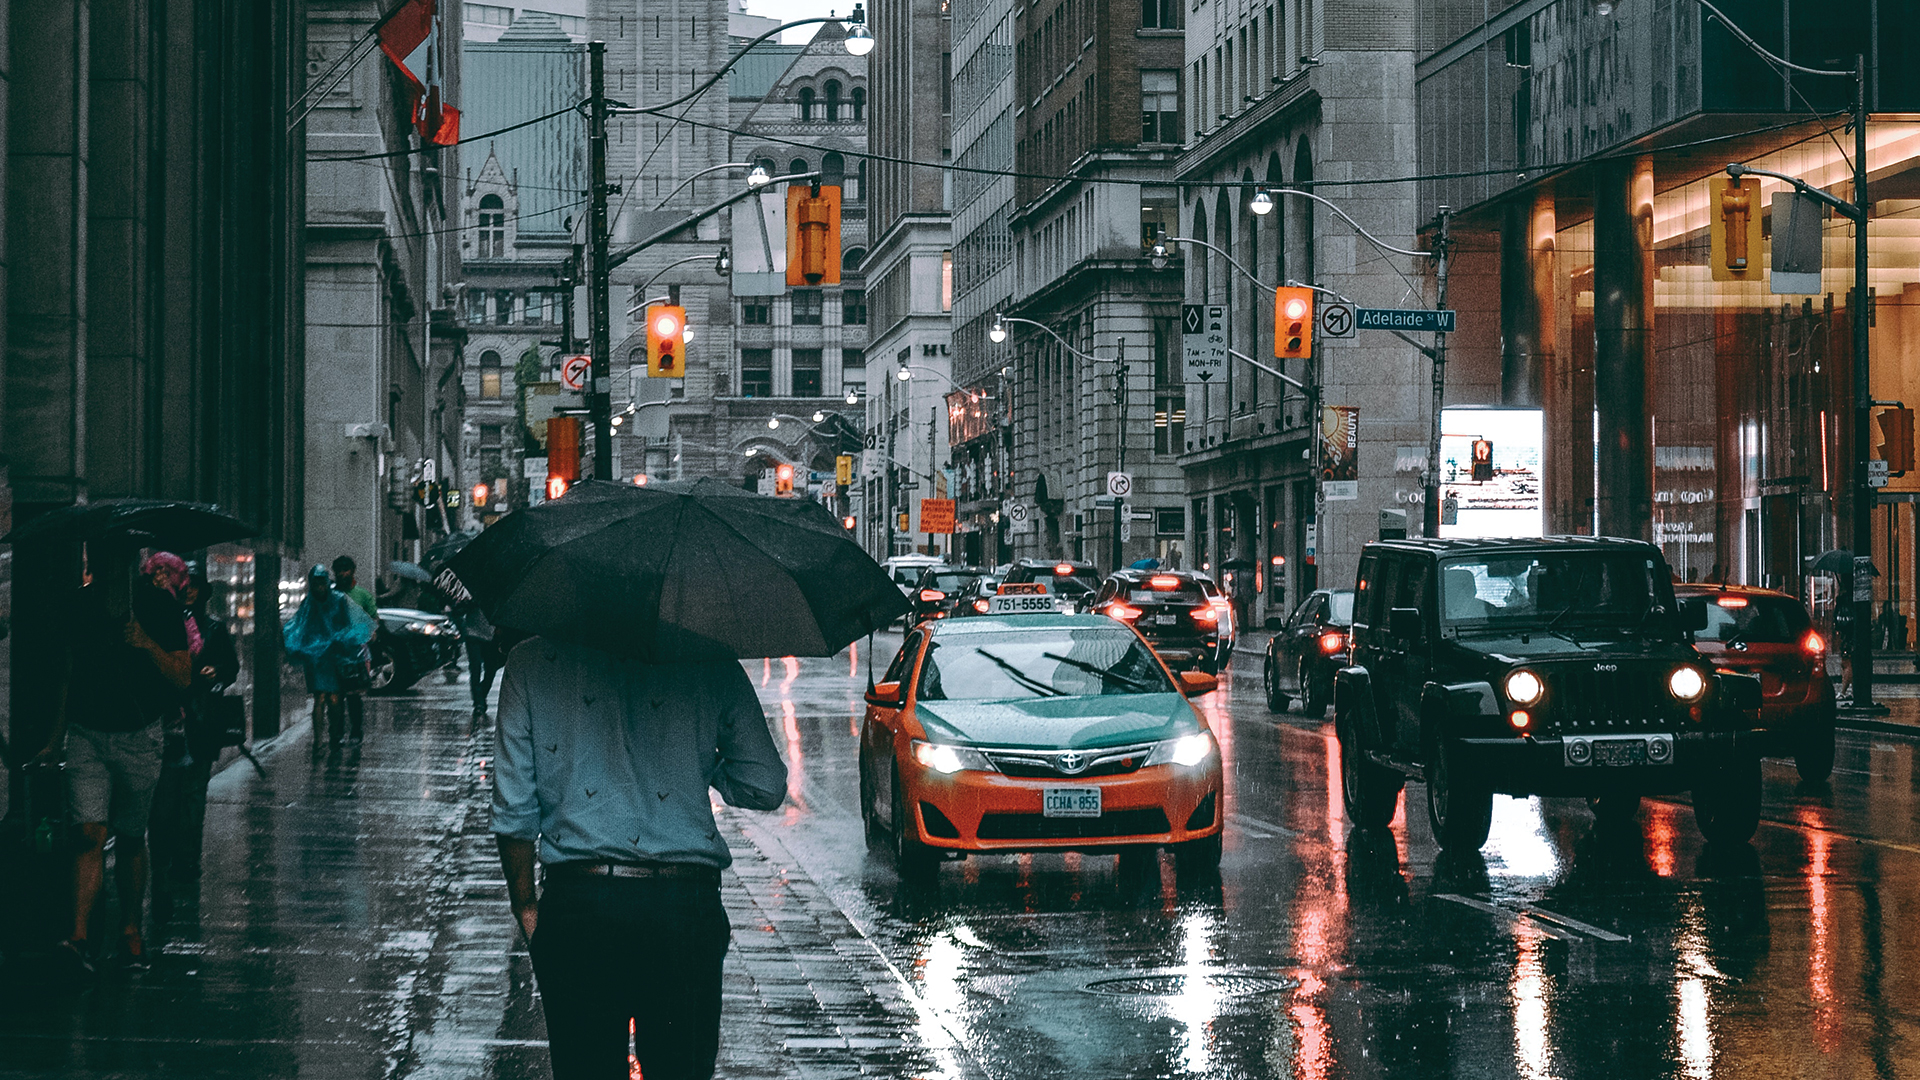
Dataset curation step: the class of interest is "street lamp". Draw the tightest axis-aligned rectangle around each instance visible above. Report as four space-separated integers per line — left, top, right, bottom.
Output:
988 314 1009 343
1248 189 1275 216
844 7 875 55
747 165 771 188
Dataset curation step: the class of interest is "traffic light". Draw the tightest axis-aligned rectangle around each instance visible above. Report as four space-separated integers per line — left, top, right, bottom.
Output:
835 454 854 486
646 305 687 377
471 482 489 508
1275 287 1314 359
842 515 857 531
1471 439 1494 482
774 463 795 497
1878 407 1915 473
546 476 571 501
785 184 843 286
1710 176 1762 282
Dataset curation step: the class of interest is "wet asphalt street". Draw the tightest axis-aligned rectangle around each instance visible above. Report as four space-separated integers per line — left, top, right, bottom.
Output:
4 633 1920 1079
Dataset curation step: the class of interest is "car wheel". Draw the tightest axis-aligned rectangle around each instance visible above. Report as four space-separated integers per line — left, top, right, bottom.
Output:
1172 831 1222 874
859 754 885 852
1336 705 1403 831
1300 658 1330 717
890 765 939 878
1263 657 1289 714
368 647 398 693
1425 740 1493 851
1693 752 1762 846
1796 719 1836 785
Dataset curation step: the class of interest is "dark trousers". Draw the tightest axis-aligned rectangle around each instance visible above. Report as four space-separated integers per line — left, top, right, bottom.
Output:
466 638 502 710
149 758 213 896
529 873 730 1080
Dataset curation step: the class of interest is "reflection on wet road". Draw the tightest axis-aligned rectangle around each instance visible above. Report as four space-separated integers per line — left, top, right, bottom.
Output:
752 632 1920 1079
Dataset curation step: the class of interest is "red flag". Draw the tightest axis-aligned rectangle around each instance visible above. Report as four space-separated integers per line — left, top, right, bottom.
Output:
375 0 433 92
410 4 460 147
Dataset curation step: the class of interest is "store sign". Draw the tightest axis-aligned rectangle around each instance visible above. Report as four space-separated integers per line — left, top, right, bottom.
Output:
1437 407 1543 538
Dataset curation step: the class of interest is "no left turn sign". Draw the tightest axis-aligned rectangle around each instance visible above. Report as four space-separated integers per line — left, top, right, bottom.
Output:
1320 302 1355 339
560 354 592 391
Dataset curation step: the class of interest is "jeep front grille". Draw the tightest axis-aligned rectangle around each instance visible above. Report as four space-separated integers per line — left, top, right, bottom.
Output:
1540 667 1678 732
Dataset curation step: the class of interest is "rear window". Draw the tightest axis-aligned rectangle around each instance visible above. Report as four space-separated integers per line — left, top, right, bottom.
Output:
1328 591 1355 624
1128 584 1206 604
1697 595 1811 645
926 572 979 592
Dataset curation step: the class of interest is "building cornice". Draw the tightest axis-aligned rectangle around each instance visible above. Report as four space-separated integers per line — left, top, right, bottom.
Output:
1173 82 1322 183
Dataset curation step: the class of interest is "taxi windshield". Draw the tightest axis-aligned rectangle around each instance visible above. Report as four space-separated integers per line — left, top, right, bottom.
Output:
918 629 1174 700
1438 552 1670 631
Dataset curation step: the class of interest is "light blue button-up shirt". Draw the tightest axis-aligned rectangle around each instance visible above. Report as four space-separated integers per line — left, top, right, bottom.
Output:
491 638 787 868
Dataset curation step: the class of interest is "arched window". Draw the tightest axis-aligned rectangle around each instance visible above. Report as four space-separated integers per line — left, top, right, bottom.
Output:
824 80 842 121
789 158 810 185
478 194 506 258
853 158 867 202
797 87 815 121
851 86 866 121
479 350 503 399
842 247 867 274
822 151 845 187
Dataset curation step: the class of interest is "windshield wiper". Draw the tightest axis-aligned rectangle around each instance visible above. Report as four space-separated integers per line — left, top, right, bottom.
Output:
974 648 1066 696
1536 602 1588 647
1042 651 1155 692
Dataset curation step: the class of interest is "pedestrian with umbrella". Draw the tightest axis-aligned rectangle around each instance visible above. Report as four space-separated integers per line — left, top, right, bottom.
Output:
452 479 907 1079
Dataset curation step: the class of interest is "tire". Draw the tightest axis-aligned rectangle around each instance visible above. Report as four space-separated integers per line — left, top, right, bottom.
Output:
1795 720 1836 785
1301 659 1331 718
368 646 398 693
890 766 939 878
859 755 885 852
1694 752 1762 846
1425 740 1493 851
1172 831 1223 873
1337 706 1404 831
1264 658 1289 714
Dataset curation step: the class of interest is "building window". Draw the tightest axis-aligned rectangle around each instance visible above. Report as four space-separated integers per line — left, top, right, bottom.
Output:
741 298 772 324
755 156 777 180
851 86 866 121
825 80 842 121
792 289 824 326
467 3 512 26
740 349 773 397
465 289 486 324
788 157 809 182
1153 395 1186 454
792 348 823 397
843 247 867 275
851 159 867 202
1141 0 1178 29
1141 71 1180 144
479 351 503 399
478 194 506 257
823 151 845 188
941 250 953 312
840 286 871 322
798 87 815 121
480 423 503 448
495 290 515 325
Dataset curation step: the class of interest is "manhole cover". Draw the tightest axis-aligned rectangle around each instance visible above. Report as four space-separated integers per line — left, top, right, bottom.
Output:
1085 972 1298 998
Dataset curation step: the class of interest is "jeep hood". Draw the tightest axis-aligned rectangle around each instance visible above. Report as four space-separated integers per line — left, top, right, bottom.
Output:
1445 632 1700 665
913 694 1196 749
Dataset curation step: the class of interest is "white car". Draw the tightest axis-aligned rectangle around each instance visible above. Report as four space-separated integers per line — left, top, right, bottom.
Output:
883 554 947 596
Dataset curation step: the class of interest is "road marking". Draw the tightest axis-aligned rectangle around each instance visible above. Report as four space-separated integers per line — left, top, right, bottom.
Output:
1517 904 1629 942
1433 893 1630 943
1230 811 1299 839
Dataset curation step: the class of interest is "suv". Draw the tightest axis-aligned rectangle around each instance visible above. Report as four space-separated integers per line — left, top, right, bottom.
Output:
910 566 985 624
1676 583 1837 783
1087 570 1223 672
1001 559 1102 609
1333 537 1764 850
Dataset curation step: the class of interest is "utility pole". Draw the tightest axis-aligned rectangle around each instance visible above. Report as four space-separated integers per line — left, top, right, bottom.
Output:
1423 206 1453 538
586 41 614 481
1113 338 1128 575
928 405 937 557
1848 53 1877 712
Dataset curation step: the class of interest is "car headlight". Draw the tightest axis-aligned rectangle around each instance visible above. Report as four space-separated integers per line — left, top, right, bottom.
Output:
1145 731 1215 768
1669 666 1707 702
911 740 993 774
405 621 435 634
1504 669 1544 707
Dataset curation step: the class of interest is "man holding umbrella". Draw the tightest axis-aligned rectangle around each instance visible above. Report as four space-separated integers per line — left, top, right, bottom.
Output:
456 479 907 1077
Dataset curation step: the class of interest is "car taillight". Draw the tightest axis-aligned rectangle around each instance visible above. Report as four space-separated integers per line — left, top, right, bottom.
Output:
1191 605 1218 625
1150 575 1181 590
1802 630 1825 655
1106 602 1143 621
919 589 946 602
1318 631 1346 655
1054 563 1075 575
972 599 990 613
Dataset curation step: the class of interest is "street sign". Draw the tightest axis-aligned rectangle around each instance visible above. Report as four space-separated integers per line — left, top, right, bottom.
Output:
1356 308 1456 333
1320 301 1356 339
1869 459 1890 487
1106 471 1133 498
1181 304 1226 383
1121 517 1131 542
920 498 957 533
1007 501 1035 534
523 456 548 479
560 354 592 391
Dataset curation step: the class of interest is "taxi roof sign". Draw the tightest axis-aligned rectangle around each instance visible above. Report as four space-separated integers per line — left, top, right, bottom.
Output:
997 582 1048 595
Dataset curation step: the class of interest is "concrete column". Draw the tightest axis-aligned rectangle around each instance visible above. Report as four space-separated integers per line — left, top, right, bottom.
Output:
1592 157 1654 541
86 0 151 497
1500 190 1554 408
6 0 88 505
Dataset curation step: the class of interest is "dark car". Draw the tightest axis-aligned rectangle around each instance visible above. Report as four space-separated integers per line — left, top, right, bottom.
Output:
1264 588 1355 716
1677 584 1837 783
948 574 1004 618
910 566 985 624
1086 571 1224 672
1001 559 1102 610
1332 537 1764 851
371 607 461 693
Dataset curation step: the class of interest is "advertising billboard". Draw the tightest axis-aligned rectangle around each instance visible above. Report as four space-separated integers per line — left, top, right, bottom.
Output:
1319 406 1359 501
1438 407 1543 538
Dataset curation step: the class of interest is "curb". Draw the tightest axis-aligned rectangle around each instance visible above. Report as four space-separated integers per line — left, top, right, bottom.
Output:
1835 715 1920 738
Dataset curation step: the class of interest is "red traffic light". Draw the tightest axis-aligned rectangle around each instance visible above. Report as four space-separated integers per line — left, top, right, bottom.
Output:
472 483 489 507
546 476 571 500
842 515 856 530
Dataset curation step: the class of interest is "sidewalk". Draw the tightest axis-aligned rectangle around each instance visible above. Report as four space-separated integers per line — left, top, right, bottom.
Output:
0 679 944 1080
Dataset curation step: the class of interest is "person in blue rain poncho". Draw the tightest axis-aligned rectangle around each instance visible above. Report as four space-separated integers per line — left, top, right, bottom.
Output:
283 564 376 749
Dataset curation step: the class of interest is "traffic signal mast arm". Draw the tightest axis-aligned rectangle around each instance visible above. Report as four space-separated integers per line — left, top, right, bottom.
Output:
1724 162 1864 222
607 171 821 272
1226 347 1307 391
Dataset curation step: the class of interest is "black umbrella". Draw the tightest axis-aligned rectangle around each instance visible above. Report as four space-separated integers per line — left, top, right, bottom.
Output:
389 560 436 583
444 478 909 660
1809 549 1877 576
1 497 257 550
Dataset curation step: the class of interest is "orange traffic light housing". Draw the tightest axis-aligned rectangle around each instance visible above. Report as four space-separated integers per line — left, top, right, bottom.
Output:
774 463 795 497
785 184 842 286
1878 407 1915 473
1470 439 1494 482
471 483 489 507
646 304 687 377
1710 177 1763 282
546 476 571 501
1275 287 1314 359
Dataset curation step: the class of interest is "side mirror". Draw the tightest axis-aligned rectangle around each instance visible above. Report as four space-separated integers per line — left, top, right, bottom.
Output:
1264 616 1285 631
1178 670 1219 697
864 680 904 707
1678 599 1708 632
1389 607 1424 641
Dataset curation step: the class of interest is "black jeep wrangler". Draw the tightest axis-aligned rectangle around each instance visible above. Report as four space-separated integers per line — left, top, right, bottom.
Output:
1333 537 1765 850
